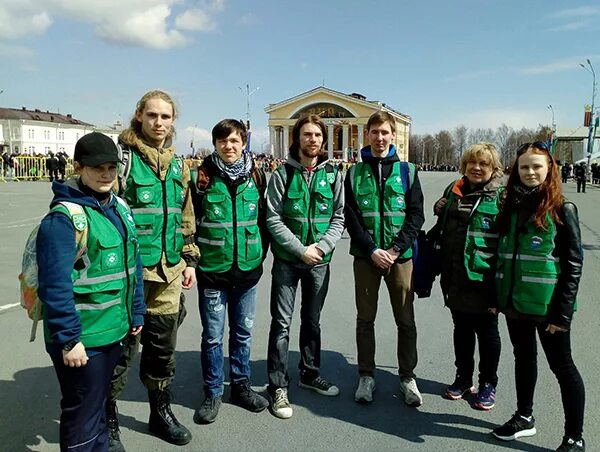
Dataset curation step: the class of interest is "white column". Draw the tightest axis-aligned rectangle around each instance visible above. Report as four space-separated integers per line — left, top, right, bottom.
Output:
269 126 275 156
283 125 289 160
342 124 349 161
327 123 334 160
357 124 364 162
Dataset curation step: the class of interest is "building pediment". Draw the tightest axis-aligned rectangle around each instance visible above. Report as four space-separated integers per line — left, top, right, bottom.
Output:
265 86 410 124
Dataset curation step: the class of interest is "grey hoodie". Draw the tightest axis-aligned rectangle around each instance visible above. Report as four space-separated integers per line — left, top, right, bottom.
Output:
266 156 344 262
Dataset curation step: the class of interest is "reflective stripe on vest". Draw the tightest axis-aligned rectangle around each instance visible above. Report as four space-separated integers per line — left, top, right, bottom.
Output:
124 150 184 266
197 174 262 273
270 165 336 263
349 161 411 258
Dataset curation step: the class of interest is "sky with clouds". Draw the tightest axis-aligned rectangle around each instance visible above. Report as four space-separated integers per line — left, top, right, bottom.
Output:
1 0 598 152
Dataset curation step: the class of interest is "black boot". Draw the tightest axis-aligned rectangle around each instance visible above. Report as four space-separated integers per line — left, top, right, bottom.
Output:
148 389 192 446
106 400 125 452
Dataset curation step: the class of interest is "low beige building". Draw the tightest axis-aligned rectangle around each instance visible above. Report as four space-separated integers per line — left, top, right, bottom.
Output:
265 87 411 161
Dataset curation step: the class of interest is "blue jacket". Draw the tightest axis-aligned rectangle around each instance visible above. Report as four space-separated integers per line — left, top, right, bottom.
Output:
37 180 146 354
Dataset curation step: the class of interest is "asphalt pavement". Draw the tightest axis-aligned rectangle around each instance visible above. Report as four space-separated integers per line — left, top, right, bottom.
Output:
1 173 598 452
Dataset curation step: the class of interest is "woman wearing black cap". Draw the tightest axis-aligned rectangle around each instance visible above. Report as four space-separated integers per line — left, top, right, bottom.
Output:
36 132 146 451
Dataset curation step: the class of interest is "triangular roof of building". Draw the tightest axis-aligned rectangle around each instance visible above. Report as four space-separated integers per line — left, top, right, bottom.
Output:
0 107 93 126
265 86 411 122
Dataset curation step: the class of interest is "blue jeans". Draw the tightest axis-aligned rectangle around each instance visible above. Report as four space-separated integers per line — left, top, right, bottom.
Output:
198 283 258 398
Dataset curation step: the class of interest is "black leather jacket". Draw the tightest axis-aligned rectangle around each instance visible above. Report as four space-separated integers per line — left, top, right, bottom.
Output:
548 202 584 327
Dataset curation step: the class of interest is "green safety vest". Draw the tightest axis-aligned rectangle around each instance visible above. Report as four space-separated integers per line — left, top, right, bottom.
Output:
349 161 412 258
495 213 562 316
197 174 263 273
442 183 502 282
45 198 139 347
271 164 337 263
123 150 185 267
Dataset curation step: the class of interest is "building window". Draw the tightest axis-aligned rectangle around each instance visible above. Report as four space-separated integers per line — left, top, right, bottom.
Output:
29 146 35 153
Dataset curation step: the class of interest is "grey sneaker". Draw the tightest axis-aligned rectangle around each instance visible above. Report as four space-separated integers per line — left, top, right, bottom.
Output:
354 376 376 404
399 377 423 407
271 388 293 419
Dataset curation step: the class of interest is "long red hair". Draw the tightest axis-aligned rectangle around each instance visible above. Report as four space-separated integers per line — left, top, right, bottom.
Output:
497 143 563 233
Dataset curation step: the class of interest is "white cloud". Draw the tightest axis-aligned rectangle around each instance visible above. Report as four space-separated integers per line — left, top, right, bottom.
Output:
549 6 600 19
517 56 593 75
0 0 226 50
238 13 257 26
547 20 590 32
176 8 216 32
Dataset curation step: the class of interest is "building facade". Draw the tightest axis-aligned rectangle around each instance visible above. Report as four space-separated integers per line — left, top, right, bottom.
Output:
0 107 122 156
265 87 412 161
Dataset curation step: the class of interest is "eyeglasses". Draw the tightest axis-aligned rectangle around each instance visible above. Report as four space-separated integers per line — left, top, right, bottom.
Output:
517 141 554 160
517 141 548 153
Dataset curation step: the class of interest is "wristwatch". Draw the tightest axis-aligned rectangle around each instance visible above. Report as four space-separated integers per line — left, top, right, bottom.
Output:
62 340 79 351
392 243 403 253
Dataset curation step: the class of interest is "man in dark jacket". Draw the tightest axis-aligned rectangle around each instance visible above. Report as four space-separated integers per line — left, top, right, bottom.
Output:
46 152 59 182
345 111 424 406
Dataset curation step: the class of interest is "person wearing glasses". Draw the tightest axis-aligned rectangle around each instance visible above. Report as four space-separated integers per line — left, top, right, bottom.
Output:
432 143 504 411
492 142 585 451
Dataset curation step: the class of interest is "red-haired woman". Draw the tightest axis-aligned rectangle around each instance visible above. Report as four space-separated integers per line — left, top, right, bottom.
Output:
492 142 585 451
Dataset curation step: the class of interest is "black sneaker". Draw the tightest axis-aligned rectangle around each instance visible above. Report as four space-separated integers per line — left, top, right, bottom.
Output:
557 436 586 451
444 380 475 400
492 412 536 441
299 376 340 396
230 381 268 413
193 396 222 424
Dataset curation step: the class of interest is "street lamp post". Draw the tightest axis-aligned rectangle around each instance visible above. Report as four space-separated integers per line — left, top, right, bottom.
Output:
580 59 596 167
547 104 555 132
238 84 259 131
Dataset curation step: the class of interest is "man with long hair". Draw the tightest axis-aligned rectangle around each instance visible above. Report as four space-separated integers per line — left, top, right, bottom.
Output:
265 114 344 419
107 90 199 449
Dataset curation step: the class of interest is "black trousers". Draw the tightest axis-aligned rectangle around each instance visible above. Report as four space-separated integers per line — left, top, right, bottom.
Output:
450 309 501 387
506 317 585 440
50 342 122 452
576 178 586 193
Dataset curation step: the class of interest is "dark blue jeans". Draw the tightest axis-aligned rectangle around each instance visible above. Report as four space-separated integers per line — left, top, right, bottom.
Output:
49 341 122 452
267 259 330 391
506 317 585 440
198 283 258 398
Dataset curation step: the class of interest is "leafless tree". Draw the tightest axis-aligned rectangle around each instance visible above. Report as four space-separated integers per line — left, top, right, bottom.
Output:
452 125 468 162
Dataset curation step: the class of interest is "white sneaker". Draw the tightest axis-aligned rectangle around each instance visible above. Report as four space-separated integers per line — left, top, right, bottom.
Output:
399 377 423 407
271 388 293 419
354 376 376 404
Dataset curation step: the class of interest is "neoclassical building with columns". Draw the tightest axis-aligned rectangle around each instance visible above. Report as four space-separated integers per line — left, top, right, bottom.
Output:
265 86 411 161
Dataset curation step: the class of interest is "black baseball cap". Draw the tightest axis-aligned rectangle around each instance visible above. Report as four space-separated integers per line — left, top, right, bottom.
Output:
74 132 122 166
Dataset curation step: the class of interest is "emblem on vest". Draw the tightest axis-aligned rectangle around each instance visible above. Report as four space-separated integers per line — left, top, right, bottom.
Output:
72 214 87 231
327 172 335 184
481 217 491 230
531 236 543 250
141 190 152 202
395 176 402 183
105 252 119 267
293 203 301 211
319 203 328 212
319 179 326 188
248 203 256 214
396 196 405 208
214 207 221 215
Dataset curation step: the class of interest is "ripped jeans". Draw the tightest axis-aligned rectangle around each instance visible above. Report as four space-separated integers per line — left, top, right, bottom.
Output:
198 283 258 398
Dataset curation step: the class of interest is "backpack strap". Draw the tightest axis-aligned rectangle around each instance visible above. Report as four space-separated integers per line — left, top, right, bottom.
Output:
399 161 415 194
117 143 132 195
